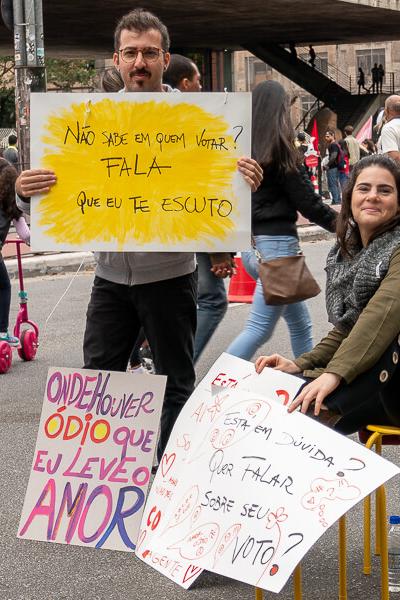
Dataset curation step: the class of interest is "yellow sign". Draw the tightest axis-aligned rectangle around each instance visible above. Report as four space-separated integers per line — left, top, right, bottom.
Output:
31 93 251 252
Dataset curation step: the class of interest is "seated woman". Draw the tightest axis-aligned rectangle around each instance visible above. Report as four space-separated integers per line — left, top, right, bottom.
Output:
255 154 400 434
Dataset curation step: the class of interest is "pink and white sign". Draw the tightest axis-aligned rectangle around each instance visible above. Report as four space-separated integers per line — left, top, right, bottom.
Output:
18 367 166 551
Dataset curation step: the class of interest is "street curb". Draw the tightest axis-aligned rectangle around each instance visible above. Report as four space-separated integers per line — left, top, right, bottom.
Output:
6 251 95 279
5 226 335 279
298 225 336 243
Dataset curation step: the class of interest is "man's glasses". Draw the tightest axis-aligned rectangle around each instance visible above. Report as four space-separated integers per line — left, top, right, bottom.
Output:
118 46 165 64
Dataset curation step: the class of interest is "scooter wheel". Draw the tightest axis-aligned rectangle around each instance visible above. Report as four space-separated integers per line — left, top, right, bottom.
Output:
18 329 38 361
0 341 12 373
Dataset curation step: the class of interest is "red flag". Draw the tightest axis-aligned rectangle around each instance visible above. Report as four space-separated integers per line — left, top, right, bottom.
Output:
311 119 319 155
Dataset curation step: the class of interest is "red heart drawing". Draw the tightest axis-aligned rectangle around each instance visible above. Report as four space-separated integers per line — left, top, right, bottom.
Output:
182 564 202 584
160 452 176 477
142 549 151 559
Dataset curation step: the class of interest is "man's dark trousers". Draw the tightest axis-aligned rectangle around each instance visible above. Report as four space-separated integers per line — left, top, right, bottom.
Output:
83 272 197 461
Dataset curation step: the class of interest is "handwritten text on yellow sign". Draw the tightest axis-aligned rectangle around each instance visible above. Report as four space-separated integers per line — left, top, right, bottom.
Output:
38 99 243 248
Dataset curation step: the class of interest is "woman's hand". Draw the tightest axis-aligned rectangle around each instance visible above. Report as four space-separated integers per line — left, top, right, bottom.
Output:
16 169 57 197
288 372 341 416
255 354 301 374
237 157 263 192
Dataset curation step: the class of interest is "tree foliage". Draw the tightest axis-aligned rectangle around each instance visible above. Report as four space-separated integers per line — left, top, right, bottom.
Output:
0 56 15 126
0 56 97 126
46 58 96 91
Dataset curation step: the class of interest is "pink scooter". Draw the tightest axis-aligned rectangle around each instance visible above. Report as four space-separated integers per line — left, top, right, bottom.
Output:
0 239 39 373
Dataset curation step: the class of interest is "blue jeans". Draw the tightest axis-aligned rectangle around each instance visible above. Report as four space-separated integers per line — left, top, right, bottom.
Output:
194 253 228 362
327 167 341 204
226 236 313 360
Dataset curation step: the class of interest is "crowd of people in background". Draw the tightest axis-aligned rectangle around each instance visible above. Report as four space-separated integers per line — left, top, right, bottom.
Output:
6 8 400 457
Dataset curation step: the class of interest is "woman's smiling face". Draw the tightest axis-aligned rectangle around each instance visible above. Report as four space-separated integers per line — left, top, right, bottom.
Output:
351 165 399 245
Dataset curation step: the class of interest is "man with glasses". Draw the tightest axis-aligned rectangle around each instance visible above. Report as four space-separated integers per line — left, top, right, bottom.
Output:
15 8 262 462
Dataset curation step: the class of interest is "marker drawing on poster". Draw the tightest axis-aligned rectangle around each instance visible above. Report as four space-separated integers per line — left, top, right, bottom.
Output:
30 92 251 252
137 352 305 587
137 354 400 593
18 367 166 552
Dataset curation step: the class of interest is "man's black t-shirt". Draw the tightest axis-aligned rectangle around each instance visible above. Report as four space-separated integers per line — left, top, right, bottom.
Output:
327 142 339 169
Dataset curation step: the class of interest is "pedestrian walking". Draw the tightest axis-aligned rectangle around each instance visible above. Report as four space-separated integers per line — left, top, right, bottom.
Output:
164 54 235 363
323 129 342 205
308 45 316 69
226 81 337 361
357 67 367 94
378 63 385 93
15 9 263 461
256 155 400 435
371 63 380 94
344 125 360 170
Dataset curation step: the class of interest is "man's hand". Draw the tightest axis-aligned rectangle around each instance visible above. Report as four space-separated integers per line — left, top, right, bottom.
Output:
210 259 236 278
237 157 263 192
16 169 57 197
255 354 301 374
209 253 236 278
287 372 341 416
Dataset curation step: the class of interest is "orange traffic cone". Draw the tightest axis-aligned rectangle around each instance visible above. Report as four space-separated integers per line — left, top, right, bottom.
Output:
228 257 256 303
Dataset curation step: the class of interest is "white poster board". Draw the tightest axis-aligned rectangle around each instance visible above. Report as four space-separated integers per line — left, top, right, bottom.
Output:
18 367 166 552
30 92 251 252
137 353 304 587
138 355 400 593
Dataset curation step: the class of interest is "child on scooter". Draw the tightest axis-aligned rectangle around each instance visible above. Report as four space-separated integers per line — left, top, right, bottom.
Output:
0 158 30 346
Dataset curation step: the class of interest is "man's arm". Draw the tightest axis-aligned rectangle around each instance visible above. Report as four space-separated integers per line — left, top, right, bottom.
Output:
380 125 400 162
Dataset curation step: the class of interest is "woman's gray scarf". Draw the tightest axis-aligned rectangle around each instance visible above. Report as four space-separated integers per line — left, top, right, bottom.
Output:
325 226 400 333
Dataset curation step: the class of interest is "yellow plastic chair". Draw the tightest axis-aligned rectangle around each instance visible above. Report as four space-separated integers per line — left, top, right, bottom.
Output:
358 424 400 600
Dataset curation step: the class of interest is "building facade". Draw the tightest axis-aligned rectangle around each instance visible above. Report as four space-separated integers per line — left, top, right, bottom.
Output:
233 40 400 128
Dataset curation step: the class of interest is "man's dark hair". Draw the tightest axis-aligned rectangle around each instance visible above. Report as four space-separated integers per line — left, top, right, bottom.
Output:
114 8 170 52
163 54 197 89
344 125 353 136
101 67 124 92
8 133 17 145
325 128 335 138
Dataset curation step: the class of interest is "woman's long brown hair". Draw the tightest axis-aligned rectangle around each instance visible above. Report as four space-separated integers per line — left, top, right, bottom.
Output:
251 80 300 176
336 154 400 257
